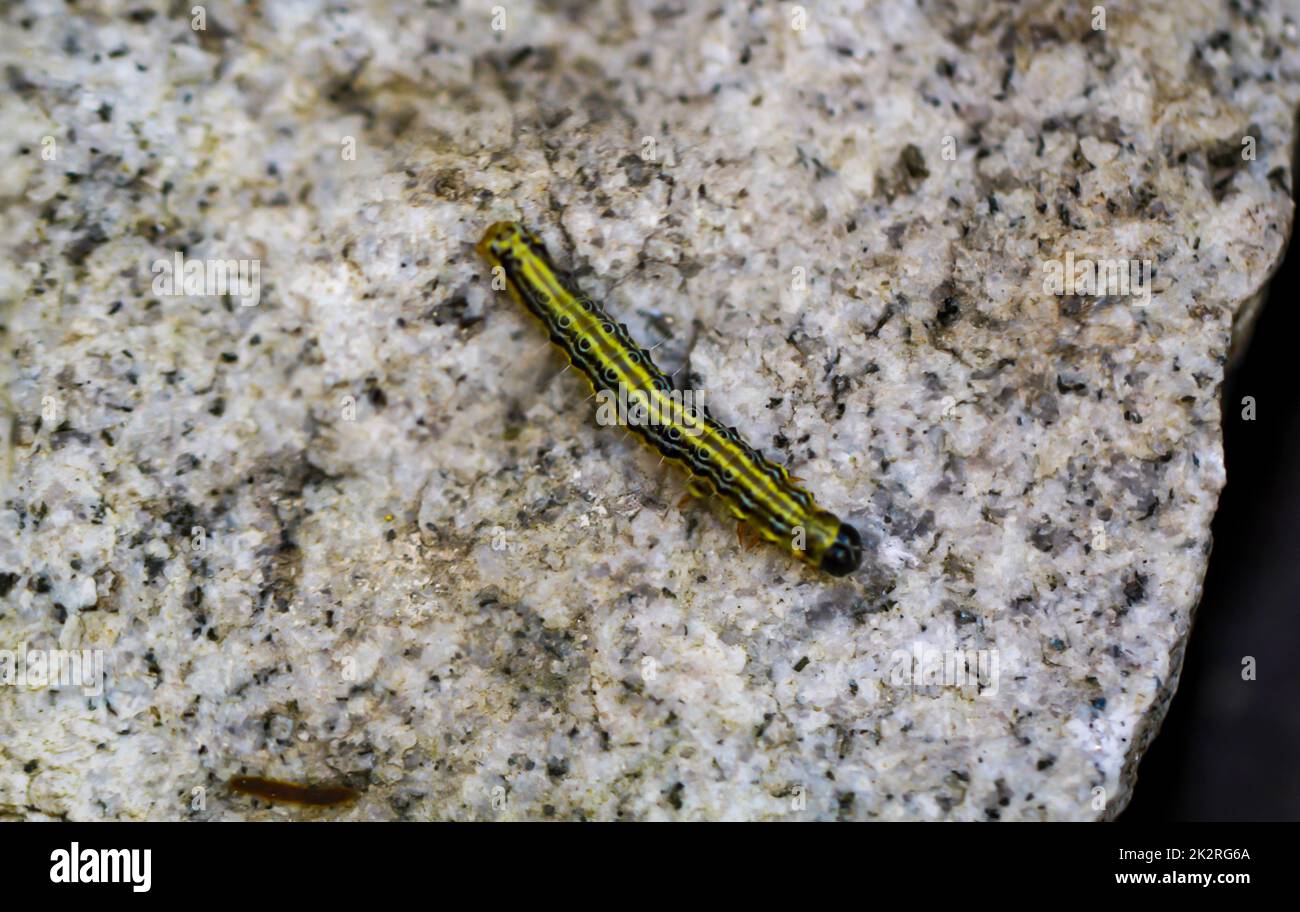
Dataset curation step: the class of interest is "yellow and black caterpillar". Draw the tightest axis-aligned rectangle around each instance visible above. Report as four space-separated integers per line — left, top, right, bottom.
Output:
476 221 862 577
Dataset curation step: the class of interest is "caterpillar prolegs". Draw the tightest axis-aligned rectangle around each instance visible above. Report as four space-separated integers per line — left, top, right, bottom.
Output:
476 221 863 577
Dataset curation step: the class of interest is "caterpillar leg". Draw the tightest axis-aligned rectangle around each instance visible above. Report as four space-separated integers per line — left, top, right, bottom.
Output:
737 522 760 550
686 476 714 499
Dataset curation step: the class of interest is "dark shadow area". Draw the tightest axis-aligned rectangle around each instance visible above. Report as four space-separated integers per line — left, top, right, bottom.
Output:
1123 218 1300 821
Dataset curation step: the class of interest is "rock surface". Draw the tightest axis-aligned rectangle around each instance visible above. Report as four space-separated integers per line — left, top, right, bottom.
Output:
1 1 1296 820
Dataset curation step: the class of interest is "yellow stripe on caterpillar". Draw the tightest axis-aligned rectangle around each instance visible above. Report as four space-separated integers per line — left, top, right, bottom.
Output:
476 221 862 576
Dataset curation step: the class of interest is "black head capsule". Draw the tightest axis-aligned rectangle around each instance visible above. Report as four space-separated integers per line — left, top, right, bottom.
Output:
820 522 863 577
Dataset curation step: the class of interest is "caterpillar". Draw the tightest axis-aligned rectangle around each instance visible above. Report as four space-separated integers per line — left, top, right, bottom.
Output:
476 221 862 577
228 775 359 807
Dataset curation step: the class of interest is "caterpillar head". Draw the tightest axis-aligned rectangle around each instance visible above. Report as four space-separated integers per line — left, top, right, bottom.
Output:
819 521 862 577
805 510 862 577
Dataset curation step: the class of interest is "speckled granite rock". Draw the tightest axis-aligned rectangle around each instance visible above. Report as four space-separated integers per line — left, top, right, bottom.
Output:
1 0 1296 821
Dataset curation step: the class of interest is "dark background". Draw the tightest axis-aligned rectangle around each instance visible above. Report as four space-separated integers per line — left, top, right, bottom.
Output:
1123 222 1300 821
